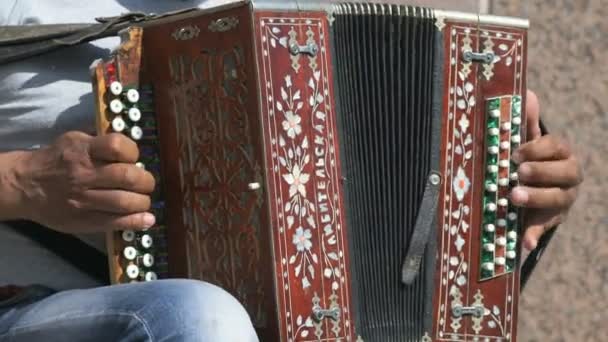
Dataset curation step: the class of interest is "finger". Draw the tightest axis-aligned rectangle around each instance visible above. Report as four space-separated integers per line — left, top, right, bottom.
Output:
522 209 563 251
89 133 139 163
518 158 583 187
525 90 542 141
91 163 156 194
78 189 152 214
80 211 156 232
512 135 572 164
510 186 577 210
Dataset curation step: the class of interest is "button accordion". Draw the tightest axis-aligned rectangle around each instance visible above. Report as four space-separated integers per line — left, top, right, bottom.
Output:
90 1 529 341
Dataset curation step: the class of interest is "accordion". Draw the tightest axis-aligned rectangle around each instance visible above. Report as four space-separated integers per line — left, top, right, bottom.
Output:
90 1 529 341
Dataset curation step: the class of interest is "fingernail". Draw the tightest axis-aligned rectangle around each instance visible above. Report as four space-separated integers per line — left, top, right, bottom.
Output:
524 237 538 251
512 151 523 164
510 187 529 206
143 213 156 229
518 163 531 178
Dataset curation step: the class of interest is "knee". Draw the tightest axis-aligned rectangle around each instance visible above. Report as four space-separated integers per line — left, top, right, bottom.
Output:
138 279 258 341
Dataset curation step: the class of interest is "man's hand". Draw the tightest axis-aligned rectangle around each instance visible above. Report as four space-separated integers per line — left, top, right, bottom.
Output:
12 131 156 234
510 90 583 250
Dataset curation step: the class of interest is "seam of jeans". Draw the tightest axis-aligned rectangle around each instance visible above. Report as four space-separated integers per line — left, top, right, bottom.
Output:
0 310 154 340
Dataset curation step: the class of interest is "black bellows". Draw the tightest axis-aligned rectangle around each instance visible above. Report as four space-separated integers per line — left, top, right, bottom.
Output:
332 4 439 341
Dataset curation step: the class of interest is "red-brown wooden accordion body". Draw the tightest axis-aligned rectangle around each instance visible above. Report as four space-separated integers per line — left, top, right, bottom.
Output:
91 2 528 341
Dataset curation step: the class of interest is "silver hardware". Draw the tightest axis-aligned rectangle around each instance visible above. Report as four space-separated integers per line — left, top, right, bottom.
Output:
289 42 319 57
312 306 340 322
248 182 261 191
172 25 200 41
429 172 441 186
208 17 239 33
452 305 484 318
463 50 495 64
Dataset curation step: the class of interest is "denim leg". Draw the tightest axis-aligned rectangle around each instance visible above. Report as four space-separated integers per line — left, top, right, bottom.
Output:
0 279 259 342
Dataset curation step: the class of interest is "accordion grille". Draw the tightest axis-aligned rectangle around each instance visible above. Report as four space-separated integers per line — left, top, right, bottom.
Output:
333 4 437 341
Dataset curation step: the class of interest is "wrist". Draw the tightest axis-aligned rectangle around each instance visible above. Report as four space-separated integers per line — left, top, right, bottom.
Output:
0 150 34 220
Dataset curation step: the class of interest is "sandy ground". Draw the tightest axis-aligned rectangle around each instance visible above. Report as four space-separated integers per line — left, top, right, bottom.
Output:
491 1 608 341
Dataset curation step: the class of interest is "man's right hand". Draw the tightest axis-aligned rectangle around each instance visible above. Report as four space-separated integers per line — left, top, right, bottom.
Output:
12 131 156 234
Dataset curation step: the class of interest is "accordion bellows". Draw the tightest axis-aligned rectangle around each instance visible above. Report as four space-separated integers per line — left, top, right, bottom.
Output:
91 1 528 341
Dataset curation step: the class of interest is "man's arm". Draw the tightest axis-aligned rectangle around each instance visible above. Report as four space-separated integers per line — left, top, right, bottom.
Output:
0 131 156 234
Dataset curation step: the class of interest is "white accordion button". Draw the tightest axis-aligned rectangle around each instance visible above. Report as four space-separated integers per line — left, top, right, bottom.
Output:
486 202 497 212
485 183 498 192
499 159 510 168
109 81 123 96
123 246 137 260
483 243 496 252
488 127 500 136
507 231 518 241
128 107 142 122
126 89 140 103
487 165 499 173
126 264 140 279
145 272 158 282
511 135 521 144
111 116 126 132
130 126 143 141
498 198 509 207
488 146 499 155
498 178 509 187
506 251 517 259
500 141 510 150
141 234 153 249
510 172 519 181
482 262 495 271
497 218 507 227
142 253 154 267
496 237 507 246
495 257 506 266
485 224 496 233
109 99 124 114
508 212 518 221
122 230 135 242
490 109 501 118
512 116 522 125
502 122 512 131
136 162 145 169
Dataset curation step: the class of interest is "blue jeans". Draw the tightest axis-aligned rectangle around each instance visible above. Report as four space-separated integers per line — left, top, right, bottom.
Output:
0 279 259 341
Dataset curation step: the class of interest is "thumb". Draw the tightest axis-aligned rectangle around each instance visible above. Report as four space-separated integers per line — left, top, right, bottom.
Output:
526 90 542 141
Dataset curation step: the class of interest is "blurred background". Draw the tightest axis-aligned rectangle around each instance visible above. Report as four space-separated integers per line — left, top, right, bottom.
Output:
490 1 608 341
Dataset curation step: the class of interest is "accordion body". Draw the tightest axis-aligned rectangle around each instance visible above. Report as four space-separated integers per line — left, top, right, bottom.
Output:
91 1 528 341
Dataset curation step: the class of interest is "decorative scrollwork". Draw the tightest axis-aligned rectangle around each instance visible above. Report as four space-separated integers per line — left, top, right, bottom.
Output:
172 25 200 41
208 16 239 33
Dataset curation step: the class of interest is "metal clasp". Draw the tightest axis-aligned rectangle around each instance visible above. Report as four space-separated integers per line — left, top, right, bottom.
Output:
289 42 319 57
463 50 495 64
452 305 484 318
312 306 340 322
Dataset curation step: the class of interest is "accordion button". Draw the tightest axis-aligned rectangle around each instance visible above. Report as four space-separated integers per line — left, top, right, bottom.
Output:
126 264 140 279
142 253 154 267
109 81 123 96
490 109 501 118
508 212 518 221
498 178 509 187
496 237 507 246
123 246 138 260
145 271 158 282
502 122 512 131
122 230 135 242
128 108 142 122
136 162 145 169
141 234 153 249
112 116 126 132
482 262 495 271
130 126 143 141
485 224 496 232
126 89 140 103
109 99 124 114
510 172 519 181
495 257 506 266
500 141 510 150
497 198 509 207
488 146 499 155
511 135 521 144
497 218 507 227
499 159 510 168
485 183 497 192
488 128 500 136
487 165 499 174
506 251 517 259
507 231 518 241
483 243 496 252
512 116 522 125
485 203 497 212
